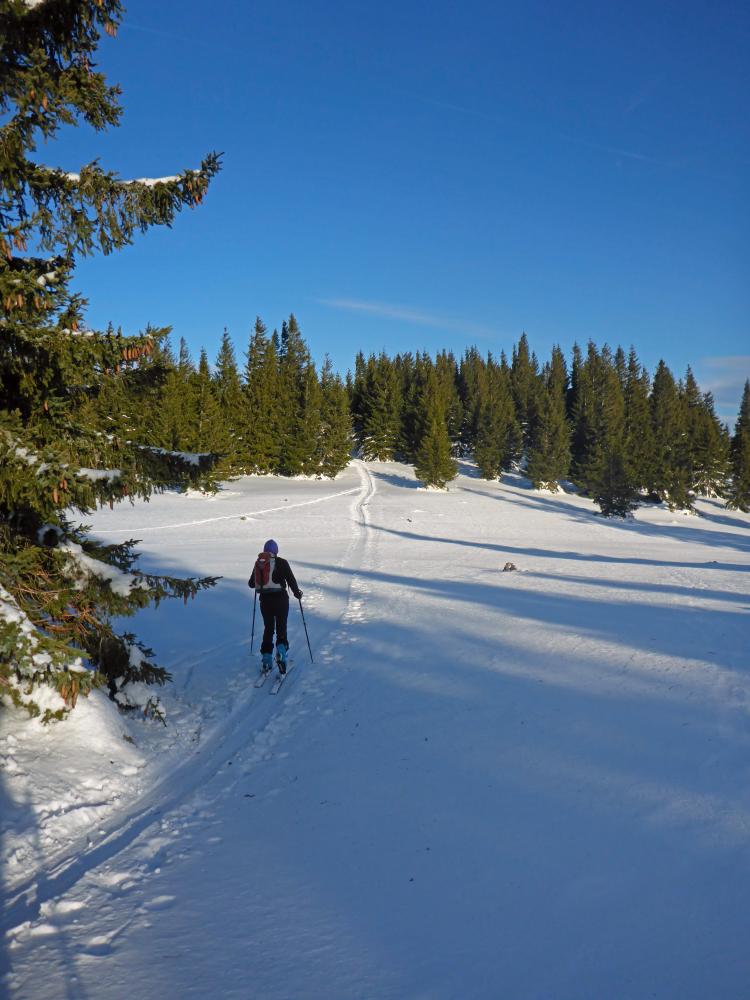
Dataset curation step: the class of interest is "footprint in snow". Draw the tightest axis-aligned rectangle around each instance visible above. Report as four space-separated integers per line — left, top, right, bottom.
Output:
141 895 176 911
28 923 58 938
95 870 131 888
40 899 85 918
82 934 117 956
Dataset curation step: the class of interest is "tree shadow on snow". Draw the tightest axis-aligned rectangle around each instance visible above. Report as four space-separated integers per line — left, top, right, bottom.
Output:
90 545 256 689
0 764 16 989
459 484 750 558
692 498 750 533
525 569 749 608
293 556 748 681
362 521 750 576
455 460 483 479
369 469 422 490
247 597 750 998
0 763 91 997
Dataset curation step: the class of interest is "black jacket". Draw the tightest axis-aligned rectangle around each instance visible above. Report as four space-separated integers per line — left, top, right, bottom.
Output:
248 555 301 600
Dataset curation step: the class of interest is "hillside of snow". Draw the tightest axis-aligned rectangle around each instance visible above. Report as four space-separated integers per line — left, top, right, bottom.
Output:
2 460 750 999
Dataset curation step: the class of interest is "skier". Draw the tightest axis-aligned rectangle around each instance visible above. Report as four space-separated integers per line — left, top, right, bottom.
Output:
248 539 302 676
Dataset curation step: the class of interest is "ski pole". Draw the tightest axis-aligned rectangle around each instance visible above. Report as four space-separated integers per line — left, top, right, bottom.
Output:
298 597 314 663
250 589 257 653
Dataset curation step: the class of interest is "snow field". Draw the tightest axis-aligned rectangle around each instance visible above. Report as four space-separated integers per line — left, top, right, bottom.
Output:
2 460 750 999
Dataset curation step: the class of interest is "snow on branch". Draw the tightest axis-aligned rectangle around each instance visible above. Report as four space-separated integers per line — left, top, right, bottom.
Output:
62 171 193 187
128 176 180 187
59 540 147 597
0 584 86 675
142 446 212 468
76 467 122 483
0 584 39 651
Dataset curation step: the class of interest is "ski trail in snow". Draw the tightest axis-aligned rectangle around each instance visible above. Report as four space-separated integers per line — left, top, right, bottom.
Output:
99 486 361 534
283 460 375 639
1 682 272 931
0 470 374 936
2 463 384 956
319 460 377 659
342 461 377 622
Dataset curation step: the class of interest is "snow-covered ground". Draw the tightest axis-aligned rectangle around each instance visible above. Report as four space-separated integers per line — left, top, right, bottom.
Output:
2 460 750 999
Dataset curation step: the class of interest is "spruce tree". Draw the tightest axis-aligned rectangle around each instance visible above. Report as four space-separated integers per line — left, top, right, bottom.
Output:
299 362 323 476
136 334 177 447
650 360 691 508
613 346 628 393
349 350 368 446
153 337 195 452
682 369 729 498
90 325 137 438
568 343 638 515
727 380 750 511
179 336 196 375
187 349 224 455
623 349 655 493
590 346 626 475
362 354 401 460
733 379 750 441
474 356 518 479
393 351 416 458
592 445 638 517
213 329 245 473
318 355 352 477
276 314 312 475
568 342 593 480
435 350 462 445
694 395 731 499
414 372 457 488
457 346 486 454
243 317 280 472
510 332 541 451
0 1 220 718
400 352 432 461
569 343 625 495
526 346 570 490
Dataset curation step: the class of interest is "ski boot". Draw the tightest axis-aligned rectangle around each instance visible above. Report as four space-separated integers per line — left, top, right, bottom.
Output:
261 652 273 674
276 643 288 675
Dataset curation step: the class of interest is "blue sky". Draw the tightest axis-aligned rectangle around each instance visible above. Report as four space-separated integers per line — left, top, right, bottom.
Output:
47 0 748 423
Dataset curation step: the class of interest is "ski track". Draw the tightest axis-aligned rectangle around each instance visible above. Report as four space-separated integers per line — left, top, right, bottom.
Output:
320 460 377 656
1 465 377 943
98 485 361 534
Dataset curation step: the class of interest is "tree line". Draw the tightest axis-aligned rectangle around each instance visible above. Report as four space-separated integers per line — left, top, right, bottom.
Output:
144 321 750 516
348 335 750 515
92 316 353 482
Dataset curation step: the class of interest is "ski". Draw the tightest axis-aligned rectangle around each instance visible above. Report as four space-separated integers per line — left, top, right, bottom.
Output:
270 658 294 695
254 667 272 689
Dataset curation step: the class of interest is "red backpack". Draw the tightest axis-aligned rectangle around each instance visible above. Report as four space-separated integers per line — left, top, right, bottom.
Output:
253 552 281 592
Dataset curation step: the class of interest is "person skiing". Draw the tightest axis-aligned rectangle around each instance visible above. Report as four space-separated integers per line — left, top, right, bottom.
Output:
248 539 302 676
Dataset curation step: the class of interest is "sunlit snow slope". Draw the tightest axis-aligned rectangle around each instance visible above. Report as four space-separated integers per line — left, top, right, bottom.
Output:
2 460 750 1000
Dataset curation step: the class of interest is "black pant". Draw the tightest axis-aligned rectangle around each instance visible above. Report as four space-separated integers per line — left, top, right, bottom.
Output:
259 591 289 654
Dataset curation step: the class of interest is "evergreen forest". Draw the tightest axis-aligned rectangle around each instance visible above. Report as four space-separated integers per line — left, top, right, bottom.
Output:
143 323 750 518
347 336 750 514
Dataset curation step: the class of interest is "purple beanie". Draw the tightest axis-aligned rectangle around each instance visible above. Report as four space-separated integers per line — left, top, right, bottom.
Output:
264 539 279 555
